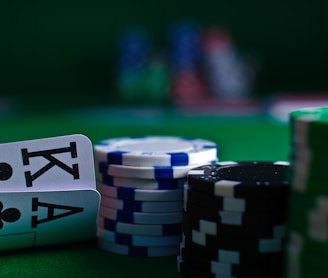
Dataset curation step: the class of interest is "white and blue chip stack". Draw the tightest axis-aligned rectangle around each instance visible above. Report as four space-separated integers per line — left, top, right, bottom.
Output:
179 161 290 277
93 136 218 257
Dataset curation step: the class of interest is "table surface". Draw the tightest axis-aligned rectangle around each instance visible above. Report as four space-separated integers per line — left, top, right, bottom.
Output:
0 107 290 278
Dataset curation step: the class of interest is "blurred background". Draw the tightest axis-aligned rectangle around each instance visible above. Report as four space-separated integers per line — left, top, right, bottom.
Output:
0 0 327 117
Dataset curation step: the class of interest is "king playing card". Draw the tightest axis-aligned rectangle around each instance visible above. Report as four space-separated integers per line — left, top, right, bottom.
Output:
0 134 96 192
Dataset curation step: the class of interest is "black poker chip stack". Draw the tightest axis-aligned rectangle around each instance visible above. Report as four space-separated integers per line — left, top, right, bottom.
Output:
178 161 290 277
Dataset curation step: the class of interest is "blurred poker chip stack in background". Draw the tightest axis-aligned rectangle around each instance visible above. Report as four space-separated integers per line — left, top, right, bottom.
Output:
201 27 254 101
167 21 207 105
113 20 257 109
285 107 328 278
115 28 151 104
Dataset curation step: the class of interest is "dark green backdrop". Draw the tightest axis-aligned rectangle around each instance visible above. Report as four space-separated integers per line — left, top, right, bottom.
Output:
1 1 327 111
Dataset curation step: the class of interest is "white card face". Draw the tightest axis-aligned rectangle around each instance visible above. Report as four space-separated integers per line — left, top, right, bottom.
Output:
0 134 96 192
0 189 100 251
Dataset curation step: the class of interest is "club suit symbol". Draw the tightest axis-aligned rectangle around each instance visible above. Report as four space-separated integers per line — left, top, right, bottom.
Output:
0 163 13 180
0 202 21 230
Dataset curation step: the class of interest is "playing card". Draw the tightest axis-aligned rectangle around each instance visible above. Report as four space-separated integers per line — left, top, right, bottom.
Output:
0 189 100 251
0 134 96 191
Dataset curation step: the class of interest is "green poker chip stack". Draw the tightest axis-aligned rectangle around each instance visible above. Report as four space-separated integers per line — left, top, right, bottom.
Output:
285 107 328 278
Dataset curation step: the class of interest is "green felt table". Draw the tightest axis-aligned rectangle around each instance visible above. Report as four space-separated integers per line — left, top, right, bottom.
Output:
0 107 290 278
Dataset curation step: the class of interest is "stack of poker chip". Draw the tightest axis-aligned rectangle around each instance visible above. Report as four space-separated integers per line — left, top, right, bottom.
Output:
179 161 290 277
201 27 253 100
168 21 206 103
116 28 150 103
286 107 328 278
93 136 218 257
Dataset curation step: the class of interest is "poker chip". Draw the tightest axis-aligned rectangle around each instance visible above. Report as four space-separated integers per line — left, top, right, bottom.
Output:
187 161 289 198
97 228 181 247
99 172 186 190
97 216 181 236
100 195 183 213
290 107 328 138
286 231 328 277
179 160 290 277
97 161 211 179
184 202 287 226
94 135 219 256
177 255 281 278
97 182 183 201
288 147 328 195
184 184 288 213
179 244 283 265
94 136 218 167
182 211 286 239
285 107 328 277
98 238 179 257
180 235 284 263
182 232 284 253
98 205 182 225
287 225 328 255
286 232 328 278
178 253 282 276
